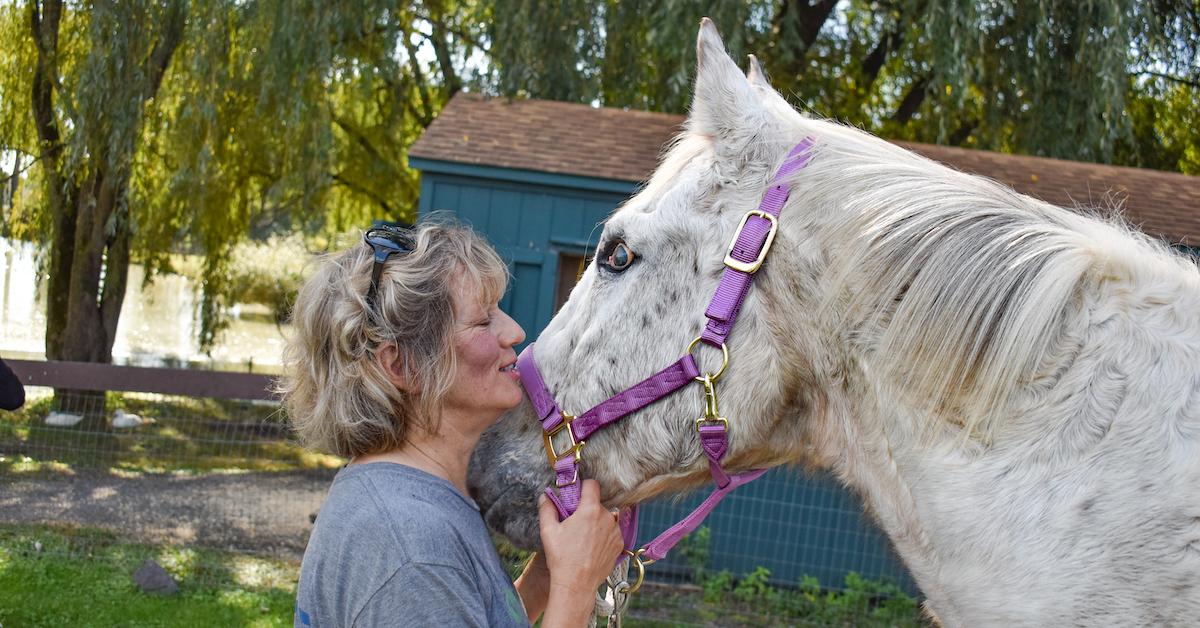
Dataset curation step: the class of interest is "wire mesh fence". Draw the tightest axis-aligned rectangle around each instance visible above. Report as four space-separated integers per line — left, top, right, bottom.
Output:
1 382 924 626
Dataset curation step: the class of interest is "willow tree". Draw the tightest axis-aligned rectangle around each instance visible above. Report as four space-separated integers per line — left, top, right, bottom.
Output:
0 1 480 421
481 0 1199 172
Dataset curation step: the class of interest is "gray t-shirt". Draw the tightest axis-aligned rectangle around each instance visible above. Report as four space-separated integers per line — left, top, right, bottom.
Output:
294 462 529 627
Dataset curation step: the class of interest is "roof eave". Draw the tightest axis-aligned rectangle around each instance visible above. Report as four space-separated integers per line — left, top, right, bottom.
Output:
410 157 639 195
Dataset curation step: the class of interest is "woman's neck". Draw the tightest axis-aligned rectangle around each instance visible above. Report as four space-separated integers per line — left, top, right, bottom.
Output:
352 415 484 496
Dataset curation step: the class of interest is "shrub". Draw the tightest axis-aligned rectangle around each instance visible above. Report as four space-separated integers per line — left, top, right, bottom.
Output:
224 234 312 324
733 566 773 603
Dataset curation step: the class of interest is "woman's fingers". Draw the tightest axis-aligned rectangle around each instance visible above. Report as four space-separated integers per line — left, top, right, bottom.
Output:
537 493 559 531
579 478 601 504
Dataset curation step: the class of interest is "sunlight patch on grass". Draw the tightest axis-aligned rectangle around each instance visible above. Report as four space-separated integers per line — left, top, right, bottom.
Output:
0 454 76 477
229 554 297 589
156 545 203 581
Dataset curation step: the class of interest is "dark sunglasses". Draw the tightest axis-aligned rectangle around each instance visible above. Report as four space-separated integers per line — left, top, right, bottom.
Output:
363 224 415 314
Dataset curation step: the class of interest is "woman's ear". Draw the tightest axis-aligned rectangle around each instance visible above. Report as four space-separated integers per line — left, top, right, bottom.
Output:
376 343 414 392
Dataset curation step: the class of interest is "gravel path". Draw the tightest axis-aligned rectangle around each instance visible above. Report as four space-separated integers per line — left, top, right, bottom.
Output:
0 469 336 561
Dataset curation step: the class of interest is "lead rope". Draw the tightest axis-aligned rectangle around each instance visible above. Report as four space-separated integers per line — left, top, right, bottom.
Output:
591 558 631 627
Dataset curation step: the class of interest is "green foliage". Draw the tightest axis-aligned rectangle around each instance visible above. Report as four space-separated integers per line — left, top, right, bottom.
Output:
672 524 920 625
211 233 312 328
484 0 1200 172
1 1 482 354
1115 79 1200 175
733 565 773 603
701 569 734 604
3 1 1197 361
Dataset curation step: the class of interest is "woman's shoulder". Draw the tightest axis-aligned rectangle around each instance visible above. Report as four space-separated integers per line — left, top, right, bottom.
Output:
321 463 478 539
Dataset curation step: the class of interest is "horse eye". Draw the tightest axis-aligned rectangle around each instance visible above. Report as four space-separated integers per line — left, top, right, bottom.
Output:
604 241 635 272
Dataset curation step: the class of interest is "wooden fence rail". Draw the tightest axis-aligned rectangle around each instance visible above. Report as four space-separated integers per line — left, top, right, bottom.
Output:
6 359 278 401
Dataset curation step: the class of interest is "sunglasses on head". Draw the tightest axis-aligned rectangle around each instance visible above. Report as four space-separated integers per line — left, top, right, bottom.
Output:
363 223 415 314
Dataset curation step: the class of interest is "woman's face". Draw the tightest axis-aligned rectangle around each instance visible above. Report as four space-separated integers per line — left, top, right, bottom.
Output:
441 277 526 425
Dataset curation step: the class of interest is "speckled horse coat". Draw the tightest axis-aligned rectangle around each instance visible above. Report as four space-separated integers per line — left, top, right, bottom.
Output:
469 19 1200 626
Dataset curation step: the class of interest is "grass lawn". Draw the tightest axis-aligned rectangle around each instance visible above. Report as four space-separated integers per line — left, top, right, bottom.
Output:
0 524 297 627
0 523 921 627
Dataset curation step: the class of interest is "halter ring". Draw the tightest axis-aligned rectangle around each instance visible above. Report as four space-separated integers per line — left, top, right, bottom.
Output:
623 548 654 594
686 337 729 381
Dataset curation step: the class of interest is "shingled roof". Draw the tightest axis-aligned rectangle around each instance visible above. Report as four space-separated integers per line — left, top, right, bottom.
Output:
411 93 1200 245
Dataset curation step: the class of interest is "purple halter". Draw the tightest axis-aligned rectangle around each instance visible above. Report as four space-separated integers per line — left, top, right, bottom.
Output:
516 137 817 592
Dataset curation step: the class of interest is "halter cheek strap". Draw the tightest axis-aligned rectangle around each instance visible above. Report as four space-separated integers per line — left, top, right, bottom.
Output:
517 136 817 585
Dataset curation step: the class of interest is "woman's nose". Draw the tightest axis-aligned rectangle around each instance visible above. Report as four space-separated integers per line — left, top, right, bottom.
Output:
499 310 525 346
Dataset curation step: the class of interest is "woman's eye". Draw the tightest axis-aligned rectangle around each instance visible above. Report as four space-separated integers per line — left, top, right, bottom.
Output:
602 241 636 272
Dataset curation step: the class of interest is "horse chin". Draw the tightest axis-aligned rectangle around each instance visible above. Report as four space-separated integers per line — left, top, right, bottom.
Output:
474 479 543 551
468 403 548 550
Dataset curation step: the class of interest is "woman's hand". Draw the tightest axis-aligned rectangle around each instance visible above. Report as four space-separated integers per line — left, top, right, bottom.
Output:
536 479 624 626
513 551 551 621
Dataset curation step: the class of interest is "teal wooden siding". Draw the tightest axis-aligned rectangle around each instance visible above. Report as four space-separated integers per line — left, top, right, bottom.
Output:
417 169 628 337
414 160 915 594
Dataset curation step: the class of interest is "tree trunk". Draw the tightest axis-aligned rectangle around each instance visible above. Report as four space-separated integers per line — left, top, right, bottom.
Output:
30 0 76 362
892 74 930 124
29 0 185 430
771 0 840 79
61 167 121 364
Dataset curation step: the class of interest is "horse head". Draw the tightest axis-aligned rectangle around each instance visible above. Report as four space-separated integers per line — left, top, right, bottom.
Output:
470 18 845 548
470 18 1200 626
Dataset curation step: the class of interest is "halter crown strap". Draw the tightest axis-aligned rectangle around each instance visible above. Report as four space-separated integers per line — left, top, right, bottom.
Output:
702 137 816 347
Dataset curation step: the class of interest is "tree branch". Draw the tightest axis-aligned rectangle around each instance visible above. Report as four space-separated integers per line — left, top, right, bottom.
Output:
784 0 839 48
1137 69 1200 89
425 1 462 98
0 144 64 184
771 0 840 80
398 19 435 126
143 0 188 99
891 74 930 124
331 172 394 215
331 114 387 164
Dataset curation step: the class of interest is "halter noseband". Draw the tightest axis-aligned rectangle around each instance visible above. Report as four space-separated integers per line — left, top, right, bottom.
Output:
516 137 817 593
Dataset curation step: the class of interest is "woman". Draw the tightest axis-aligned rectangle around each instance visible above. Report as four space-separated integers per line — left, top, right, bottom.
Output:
284 221 622 627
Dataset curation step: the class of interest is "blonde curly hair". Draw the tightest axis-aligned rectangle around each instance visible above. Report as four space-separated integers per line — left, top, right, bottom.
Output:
281 221 508 458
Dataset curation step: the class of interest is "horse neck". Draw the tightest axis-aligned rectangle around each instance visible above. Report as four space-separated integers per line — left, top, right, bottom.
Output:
804 247 1200 625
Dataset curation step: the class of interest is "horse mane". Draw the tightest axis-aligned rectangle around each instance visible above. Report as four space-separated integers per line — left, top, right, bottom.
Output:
790 122 1191 442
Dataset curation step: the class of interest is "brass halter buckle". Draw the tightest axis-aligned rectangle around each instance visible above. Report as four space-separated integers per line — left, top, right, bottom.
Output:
723 209 779 273
542 411 584 467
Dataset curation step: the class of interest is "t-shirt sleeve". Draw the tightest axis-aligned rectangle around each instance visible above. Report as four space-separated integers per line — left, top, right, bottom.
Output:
351 562 493 628
0 357 24 411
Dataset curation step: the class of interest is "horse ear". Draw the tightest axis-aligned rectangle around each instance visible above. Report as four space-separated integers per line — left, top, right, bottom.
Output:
689 18 764 141
746 54 771 90
746 52 801 114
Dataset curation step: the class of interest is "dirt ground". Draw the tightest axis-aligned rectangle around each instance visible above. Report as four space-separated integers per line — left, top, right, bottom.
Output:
0 468 336 561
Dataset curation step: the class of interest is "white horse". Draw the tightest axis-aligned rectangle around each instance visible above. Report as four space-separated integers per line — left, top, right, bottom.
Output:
469 19 1200 626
